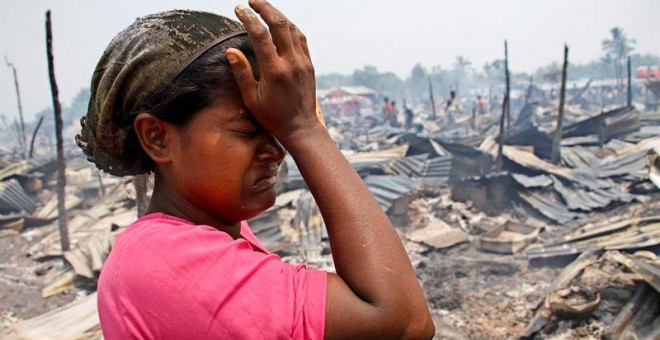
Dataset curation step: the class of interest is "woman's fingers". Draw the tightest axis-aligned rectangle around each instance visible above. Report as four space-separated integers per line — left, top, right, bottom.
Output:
226 48 258 106
248 0 294 56
292 24 310 59
234 5 277 66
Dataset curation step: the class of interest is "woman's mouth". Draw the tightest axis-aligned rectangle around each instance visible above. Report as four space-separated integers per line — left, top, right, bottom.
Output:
252 175 277 193
252 163 280 193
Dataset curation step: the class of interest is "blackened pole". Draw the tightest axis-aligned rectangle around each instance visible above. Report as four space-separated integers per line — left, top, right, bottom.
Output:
46 10 69 252
428 76 437 120
496 94 508 171
551 44 569 165
5 59 27 159
496 40 510 170
626 56 632 107
28 115 45 158
504 41 511 130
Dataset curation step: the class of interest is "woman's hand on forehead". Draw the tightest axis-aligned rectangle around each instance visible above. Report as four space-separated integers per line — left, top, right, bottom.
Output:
227 0 320 148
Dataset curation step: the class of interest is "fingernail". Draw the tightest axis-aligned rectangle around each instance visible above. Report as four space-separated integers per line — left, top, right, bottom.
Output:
226 52 238 63
236 5 246 12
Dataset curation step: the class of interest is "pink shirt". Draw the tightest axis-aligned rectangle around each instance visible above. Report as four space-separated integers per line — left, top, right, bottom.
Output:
98 213 327 339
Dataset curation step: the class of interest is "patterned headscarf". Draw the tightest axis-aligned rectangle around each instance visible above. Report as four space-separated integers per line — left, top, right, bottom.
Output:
76 10 245 176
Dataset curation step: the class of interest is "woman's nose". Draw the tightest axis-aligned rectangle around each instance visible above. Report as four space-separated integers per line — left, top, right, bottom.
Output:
257 133 286 162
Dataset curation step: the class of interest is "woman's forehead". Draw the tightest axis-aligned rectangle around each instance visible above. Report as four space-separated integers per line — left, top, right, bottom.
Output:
203 97 254 122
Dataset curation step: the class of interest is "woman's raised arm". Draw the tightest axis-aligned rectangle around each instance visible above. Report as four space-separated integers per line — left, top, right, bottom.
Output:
227 1 435 338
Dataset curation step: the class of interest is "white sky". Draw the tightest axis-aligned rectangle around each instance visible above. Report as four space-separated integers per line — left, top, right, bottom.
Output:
1 0 658 122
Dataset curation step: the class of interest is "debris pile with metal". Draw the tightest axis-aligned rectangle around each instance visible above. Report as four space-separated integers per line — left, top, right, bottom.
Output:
1 96 658 338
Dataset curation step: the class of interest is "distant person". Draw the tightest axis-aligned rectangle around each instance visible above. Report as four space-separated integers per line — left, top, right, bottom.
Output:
472 95 486 115
404 100 414 130
382 96 393 118
388 100 400 127
471 95 486 131
444 90 462 122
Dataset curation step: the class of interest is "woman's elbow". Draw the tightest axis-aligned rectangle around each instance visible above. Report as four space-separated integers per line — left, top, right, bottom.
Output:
402 312 435 339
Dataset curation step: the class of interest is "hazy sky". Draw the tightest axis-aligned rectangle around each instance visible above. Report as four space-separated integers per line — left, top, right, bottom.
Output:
1 0 658 121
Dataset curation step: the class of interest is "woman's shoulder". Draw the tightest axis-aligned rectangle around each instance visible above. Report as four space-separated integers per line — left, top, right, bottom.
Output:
117 212 230 247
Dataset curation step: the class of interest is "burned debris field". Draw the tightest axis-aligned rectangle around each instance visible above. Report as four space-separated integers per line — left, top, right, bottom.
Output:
1 4 659 337
2 79 659 338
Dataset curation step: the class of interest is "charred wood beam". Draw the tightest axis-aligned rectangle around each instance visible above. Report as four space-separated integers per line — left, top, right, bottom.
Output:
627 56 632 107
46 10 70 252
603 282 649 340
550 44 569 165
429 76 437 121
28 115 45 158
504 40 511 131
522 249 599 338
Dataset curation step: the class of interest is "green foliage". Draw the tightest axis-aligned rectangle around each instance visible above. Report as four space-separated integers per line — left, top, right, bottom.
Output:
66 88 90 124
351 65 404 98
601 27 636 87
408 63 428 102
316 73 352 89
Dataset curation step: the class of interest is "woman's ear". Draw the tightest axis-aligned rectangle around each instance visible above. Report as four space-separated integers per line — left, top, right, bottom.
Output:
133 113 173 165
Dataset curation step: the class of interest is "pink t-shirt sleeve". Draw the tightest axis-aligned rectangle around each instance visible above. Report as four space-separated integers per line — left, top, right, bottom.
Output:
98 215 327 339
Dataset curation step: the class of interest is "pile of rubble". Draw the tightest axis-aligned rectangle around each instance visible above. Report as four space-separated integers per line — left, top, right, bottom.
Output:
0 98 658 338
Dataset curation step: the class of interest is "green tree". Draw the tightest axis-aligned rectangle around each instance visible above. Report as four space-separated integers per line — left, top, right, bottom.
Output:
408 63 428 102
316 73 352 89
352 65 380 90
65 88 90 124
452 56 473 93
602 27 636 90
351 65 404 99
483 59 505 84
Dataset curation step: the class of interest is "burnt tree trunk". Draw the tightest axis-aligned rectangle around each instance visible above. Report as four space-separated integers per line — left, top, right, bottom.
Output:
551 45 569 165
46 10 69 252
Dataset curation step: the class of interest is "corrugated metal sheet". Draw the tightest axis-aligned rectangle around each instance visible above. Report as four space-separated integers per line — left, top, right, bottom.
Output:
387 153 452 186
363 175 419 212
347 144 408 175
525 216 660 259
422 155 452 184
517 191 579 224
394 134 449 158
388 154 428 177
587 150 649 180
512 173 552 188
563 106 640 141
561 146 603 168
0 179 38 214
0 161 30 181
552 175 633 211
283 155 305 190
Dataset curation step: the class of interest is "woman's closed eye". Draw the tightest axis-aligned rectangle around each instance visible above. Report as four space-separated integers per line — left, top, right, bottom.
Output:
227 110 262 136
230 123 260 136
